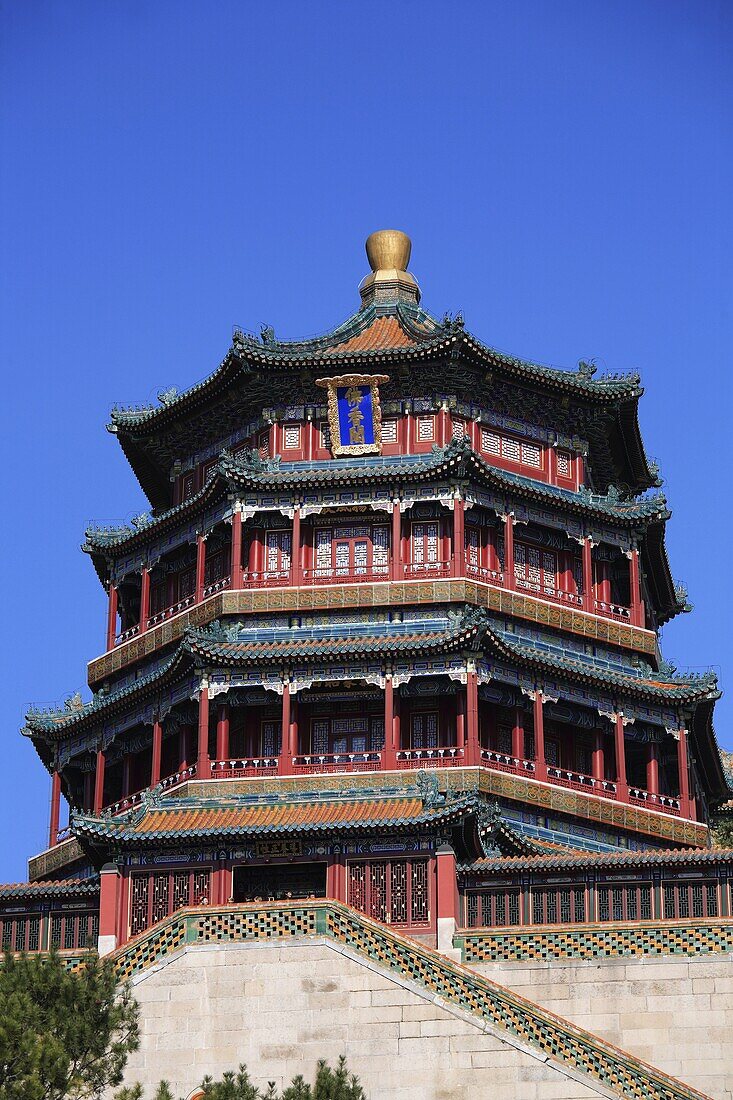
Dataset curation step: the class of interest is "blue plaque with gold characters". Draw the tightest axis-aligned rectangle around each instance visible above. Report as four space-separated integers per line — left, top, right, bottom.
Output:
315 373 389 456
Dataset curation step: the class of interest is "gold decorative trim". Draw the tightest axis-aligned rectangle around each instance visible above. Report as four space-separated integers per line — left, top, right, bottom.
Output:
315 374 389 457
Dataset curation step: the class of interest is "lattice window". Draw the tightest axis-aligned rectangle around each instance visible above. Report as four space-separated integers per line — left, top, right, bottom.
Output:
576 741 593 776
412 522 440 566
348 860 430 926
572 556 584 596
481 428 501 455
598 882 652 922
521 441 541 467
370 863 388 922
50 914 62 949
257 430 270 459
348 863 367 914
172 872 189 912
130 874 150 937
15 919 26 951
411 711 439 749
193 871 210 904
545 739 560 767
381 419 398 445
452 418 466 439
391 863 408 924
63 916 75 950
265 531 291 573
262 720 281 757
411 861 429 923
416 415 435 442
182 472 196 500
312 719 329 754
316 529 332 572
151 874 169 925
310 716 382 754
372 527 389 572
532 885 586 924
1 921 11 951
496 724 512 755
465 888 522 928
369 717 385 751
466 527 480 568
319 422 331 449
514 543 556 595
283 424 301 450
556 450 572 478
662 880 719 919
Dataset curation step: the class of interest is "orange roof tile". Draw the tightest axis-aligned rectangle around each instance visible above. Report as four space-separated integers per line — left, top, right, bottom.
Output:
336 316 416 352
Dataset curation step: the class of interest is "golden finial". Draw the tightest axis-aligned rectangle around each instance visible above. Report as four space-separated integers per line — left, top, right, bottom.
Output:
360 230 420 307
365 229 412 273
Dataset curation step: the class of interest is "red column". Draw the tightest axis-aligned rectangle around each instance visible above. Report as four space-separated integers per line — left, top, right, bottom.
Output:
48 770 61 847
592 730 605 781
452 498 465 577
93 748 106 814
503 514 515 590
646 741 659 796
582 538 594 614
290 693 299 759
179 725 192 771
512 707 524 761
466 669 480 766
151 719 163 786
98 863 121 955
195 534 207 603
197 685 211 779
629 548 643 627
291 508 301 585
677 727 691 816
230 507 243 589
391 504 402 581
216 703 230 763
614 713 628 799
83 771 93 812
106 583 118 650
533 691 547 780
139 568 151 634
121 753 133 798
435 845 459 954
383 676 396 769
278 684 292 775
455 688 466 752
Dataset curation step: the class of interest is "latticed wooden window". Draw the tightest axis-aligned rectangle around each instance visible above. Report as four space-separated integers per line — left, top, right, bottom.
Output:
410 711 439 749
381 419 398 444
465 526 480 568
521 441 541 467
451 418 466 440
514 544 556 595
556 450 572 478
309 715 383 755
372 527 389 572
265 531 291 573
532 885 586 924
130 869 213 936
283 424 301 449
347 859 430 926
262 720 281 757
416 415 434 442
319 421 331 448
412 522 440 566
481 428 502 456
182 472 196 500
1 920 12 950
598 882 652 922
662 880 719 920
464 888 522 928
496 723 512 755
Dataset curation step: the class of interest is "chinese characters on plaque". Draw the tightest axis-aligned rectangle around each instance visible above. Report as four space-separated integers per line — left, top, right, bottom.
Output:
315 373 389 457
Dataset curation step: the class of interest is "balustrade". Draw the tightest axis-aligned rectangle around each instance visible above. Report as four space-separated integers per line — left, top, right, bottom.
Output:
302 568 390 585
402 561 452 578
293 751 383 773
202 575 231 599
629 786 681 816
146 594 195 629
546 765 618 798
241 569 291 588
396 747 465 769
211 757 278 778
480 749 536 776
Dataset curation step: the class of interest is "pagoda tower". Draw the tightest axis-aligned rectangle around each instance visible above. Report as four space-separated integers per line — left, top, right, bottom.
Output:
6 230 730 966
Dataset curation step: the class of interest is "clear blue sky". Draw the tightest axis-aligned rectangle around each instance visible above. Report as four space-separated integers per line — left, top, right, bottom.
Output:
0 1 730 882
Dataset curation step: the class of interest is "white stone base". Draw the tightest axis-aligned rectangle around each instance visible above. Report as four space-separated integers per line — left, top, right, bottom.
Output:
97 934 117 957
437 916 461 961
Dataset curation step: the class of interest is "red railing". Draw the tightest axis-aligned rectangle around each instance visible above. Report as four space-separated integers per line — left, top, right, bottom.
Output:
629 786 681 816
211 757 278 778
480 749 536 776
302 569 390 585
546 765 618 798
293 751 383 774
114 623 140 646
396 747 465 769
203 575 231 599
403 562 452 578
465 564 504 584
242 569 291 588
101 766 196 816
146 594 195 629
594 599 631 623
514 578 584 608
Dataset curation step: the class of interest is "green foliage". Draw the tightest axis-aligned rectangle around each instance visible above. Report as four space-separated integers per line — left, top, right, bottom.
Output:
122 1059 366 1100
0 951 139 1100
711 813 733 850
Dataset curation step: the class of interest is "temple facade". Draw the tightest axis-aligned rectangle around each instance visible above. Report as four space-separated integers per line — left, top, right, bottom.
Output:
5 230 731 969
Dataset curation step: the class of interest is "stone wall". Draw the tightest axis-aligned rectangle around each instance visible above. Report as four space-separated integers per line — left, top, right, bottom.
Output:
470 953 733 1100
121 939 605 1099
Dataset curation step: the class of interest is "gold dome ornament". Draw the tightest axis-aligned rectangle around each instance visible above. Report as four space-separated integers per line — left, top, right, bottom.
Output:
359 229 421 307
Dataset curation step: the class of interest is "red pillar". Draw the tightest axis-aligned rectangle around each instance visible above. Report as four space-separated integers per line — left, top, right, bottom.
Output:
391 504 402 581
291 508 301 585
278 684 292 775
290 693 299 760
592 730 605 781
179 725 192 772
216 703 230 763
106 583 118 650
83 771 93 812
98 863 121 956
383 676 396 769
197 685 211 779
93 748 106 814
646 741 660 796
582 538 594 614
533 691 547 780
195 534 207 603
48 770 61 847
614 713 628 799
139 568 150 634
512 707 524 761
466 670 480 766
435 845 459 954
151 719 163 786
503 513 515 590
452 498 465 577
677 727 691 816
230 507 244 589
629 548 643 627
121 753 133 798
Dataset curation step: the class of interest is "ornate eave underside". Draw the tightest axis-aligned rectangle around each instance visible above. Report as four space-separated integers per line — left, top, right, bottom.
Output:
107 303 652 510
84 439 681 625
26 607 720 755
